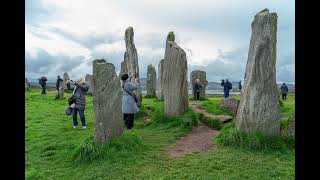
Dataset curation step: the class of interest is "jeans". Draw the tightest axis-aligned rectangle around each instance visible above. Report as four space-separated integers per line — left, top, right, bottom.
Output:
123 113 134 129
282 93 287 101
224 91 229 98
72 108 86 127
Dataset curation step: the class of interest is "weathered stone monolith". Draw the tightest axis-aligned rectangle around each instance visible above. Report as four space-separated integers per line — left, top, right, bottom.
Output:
287 116 295 136
85 74 93 94
124 27 142 106
57 81 64 99
157 59 165 100
219 97 240 114
119 53 128 77
25 78 29 90
93 59 123 143
190 70 207 100
162 32 188 117
236 9 281 136
146 64 156 96
63 72 70 89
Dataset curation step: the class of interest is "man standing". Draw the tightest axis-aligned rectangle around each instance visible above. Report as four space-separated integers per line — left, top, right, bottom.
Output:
238 80 242 94
39 76 47 95
194 79 202 100
56 75 63 91
221 79 232 98
280 83 289 101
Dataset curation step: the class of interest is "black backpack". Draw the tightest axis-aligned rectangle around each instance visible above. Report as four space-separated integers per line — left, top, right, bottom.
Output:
227 82 232 90
38 78 43 85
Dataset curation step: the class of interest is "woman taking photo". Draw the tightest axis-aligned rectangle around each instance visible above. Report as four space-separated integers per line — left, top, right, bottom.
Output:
121 73 139 129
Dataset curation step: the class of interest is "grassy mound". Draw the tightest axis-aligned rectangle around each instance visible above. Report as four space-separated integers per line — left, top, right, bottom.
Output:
216 122 295 151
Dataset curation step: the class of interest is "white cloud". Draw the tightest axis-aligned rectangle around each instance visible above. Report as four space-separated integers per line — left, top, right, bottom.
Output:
26 0 295 83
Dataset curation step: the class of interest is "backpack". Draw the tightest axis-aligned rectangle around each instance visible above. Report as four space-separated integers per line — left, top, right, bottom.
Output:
227 82 232 90
38 78 43 85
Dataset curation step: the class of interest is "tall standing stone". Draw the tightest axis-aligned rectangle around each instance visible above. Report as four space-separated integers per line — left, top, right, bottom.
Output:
157 59 165 100
236 9 281 136
85 74 93 94
63 72 70 89
57 81 64 99
124 27 142 106
190 70 207 100
162 32 188 117
93 59 123 143
119 53 128 76
25 78 29 90
146 64 156 96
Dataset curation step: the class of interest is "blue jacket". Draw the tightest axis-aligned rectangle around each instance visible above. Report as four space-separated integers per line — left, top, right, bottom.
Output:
280 85 289 94
221 81 231 93
122 79 139 114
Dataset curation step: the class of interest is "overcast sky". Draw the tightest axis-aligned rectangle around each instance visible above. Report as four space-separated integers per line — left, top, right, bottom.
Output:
25 0 295 83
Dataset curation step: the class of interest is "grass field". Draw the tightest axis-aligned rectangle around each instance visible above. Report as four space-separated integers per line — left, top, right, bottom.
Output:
26 89 295 179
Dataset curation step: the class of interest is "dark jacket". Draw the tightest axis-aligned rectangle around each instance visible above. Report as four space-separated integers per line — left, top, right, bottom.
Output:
280 84 289 94
74 82 89 109
221 81 232 93
238 81 242 90
194 82 202 92
56 77 63 89
40 77 47 88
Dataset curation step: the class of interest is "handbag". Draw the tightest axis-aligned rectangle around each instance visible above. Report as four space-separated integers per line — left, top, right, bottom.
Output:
68 87 77 105
123 88 138 103
65 106 72 116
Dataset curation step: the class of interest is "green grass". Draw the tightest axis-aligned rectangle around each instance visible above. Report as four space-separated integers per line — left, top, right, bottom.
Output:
201 94 238 116
216 122 295 151
26 89 295 179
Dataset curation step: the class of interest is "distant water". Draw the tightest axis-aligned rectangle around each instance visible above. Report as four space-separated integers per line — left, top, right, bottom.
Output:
142 90 240 95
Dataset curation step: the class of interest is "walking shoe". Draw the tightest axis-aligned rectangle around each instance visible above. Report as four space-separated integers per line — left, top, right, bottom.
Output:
82 126 86 129
74 126 78 128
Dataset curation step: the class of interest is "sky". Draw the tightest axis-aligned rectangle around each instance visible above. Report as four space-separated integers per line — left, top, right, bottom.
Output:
25 0 295 83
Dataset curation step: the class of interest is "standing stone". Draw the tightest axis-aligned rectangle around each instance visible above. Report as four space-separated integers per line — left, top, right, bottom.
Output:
57 81 64 99
93 59 123 143
162 32 188 117
146 64 156 96
63 72 70 89
190 70 207 100
85 74 93 94
236 9 281 136
287 116 295 136
119 53 128 76
219 97 240 114
25 78 29 90
124 27 142 106
157 59 165 100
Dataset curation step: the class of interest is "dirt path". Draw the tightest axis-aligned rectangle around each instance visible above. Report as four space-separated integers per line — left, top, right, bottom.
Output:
167 100 234 157
189 101 233 123
168 123 219 157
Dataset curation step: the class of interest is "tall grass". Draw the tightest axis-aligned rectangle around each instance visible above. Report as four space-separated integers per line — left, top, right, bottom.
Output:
216 122 295 151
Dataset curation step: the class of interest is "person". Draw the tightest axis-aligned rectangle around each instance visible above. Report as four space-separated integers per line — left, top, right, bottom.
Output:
39 76 47 95
221 79 232 98
71 78 89 129
238 80 242 94
121 73 139 130
194 79 202 100
280 83 289 101
56 76 63 91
